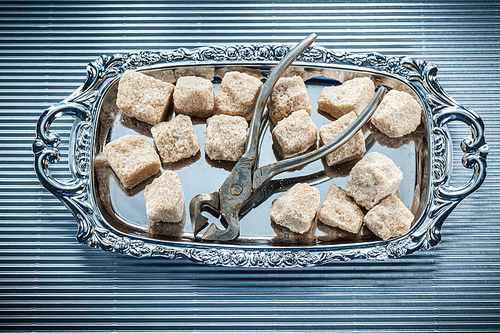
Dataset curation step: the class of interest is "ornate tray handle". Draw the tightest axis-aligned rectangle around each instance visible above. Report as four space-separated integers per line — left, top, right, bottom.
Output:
416 105 490 251
433 105 488 201
33 102 90 196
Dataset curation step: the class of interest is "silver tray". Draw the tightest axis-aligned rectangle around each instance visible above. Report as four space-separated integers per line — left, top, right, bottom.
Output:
33 43 489 267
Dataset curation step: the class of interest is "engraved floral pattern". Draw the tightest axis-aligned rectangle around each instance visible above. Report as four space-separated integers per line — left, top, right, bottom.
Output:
33 43 488 267
433 128 448 184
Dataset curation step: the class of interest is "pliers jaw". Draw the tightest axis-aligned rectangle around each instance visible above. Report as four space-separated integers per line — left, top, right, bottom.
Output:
189 191 243 242
189 192 223 240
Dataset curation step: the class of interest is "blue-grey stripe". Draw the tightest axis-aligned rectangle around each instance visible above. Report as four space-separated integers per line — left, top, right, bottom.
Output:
0 0 499 331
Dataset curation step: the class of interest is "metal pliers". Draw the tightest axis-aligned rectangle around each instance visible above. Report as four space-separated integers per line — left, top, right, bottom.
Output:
190 33 388 241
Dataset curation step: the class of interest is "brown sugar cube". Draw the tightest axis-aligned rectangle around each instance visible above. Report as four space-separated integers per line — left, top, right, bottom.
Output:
151 114 200 163
319 111 366 166
318 184 364 234
174 67 215 81
144 171 184 223
364 194 413 240
173 76 214 118
346 152 403 210
267 76 311 124
272 110 317 158
371 89 422 138
215 71 263 120
204 114 248 161
103 135 161 189
270 183 320 234
116 70 175 125
317 77 375 118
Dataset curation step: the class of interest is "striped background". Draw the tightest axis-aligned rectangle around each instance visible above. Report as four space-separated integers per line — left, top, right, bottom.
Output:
1 1 499 331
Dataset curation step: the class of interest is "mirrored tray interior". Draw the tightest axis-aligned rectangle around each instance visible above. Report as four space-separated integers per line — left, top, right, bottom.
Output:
93 64 429 247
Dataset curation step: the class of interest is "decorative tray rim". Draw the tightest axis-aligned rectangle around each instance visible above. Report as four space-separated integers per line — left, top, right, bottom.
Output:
33 43 489 267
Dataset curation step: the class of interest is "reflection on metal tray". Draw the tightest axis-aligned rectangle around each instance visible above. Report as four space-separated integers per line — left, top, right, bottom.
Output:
33 44 488 267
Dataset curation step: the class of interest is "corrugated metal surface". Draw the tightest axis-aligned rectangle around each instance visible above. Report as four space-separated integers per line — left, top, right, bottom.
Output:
1 0 499 331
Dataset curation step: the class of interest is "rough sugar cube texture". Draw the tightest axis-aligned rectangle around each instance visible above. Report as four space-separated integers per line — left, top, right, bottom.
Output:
364 194 413 240
151 114 200 163
215 71 263 120
371 89 422 138
318 184 364 234
116 70 175 125
270 183 320 234
173 76 214 118
317 77 375 119
346 152 403 209
144 171 185 223
267 76 311 124
272 110 317 158
204 114 248 161
319 111 366 166
103 135 161 189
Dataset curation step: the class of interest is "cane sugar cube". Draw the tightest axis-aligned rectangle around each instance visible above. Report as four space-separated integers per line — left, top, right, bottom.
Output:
173 76 214 118
103 135 161 189
174 67 215 81
204 114 248 161
318 184 364 234
317 77 375 119
144 171 185 223
267 76 311 124
151 114 200 163
116 70 175 125
319 111 366 166
346 152 403 209
371 90 422 138
270 183 320 234
272 110 317 158
215 71 263 120
364 194 413 240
